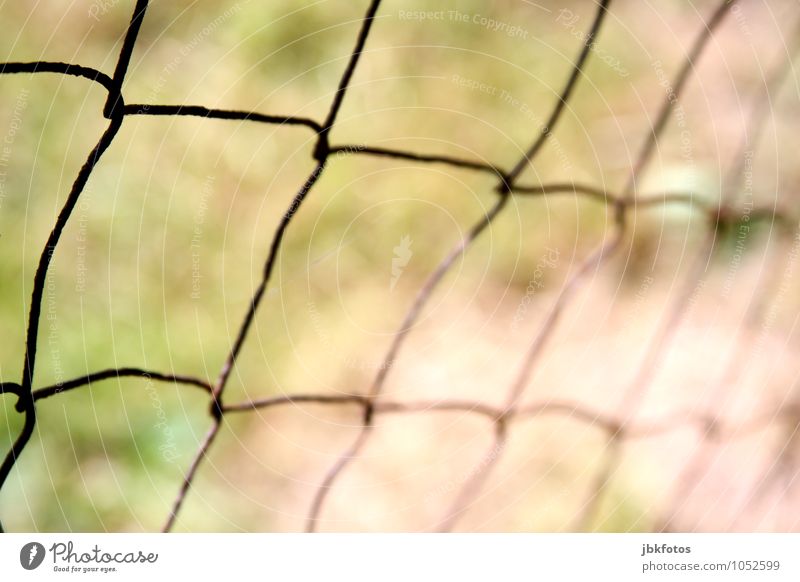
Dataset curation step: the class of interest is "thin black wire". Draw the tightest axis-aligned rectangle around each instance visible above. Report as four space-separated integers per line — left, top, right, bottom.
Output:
314 0 383 161
656 20 800 531
162 0 385 532
624 0 734 196
0 0 151 533
0 0 796 533
304 194 510 531
0 115 125 492
505 0 612 185
0 62 114 91
33 368 212 401
574 0 749 532
124 103 322 132
303 0 617 532
103 0 148 118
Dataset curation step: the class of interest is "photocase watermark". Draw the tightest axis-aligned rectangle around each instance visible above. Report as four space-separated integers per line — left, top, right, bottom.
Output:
285 166 324 220
398 10 529 39
390 235 413 291
0 88 30 212
619 275 655 340
20 540 159 573
143 375 180 463
652 58 695 168
285 144 366 220
140 2 249 108
43 541 157 574
721 150 754 297
75 187 92 295
511 247 560 331
20 542 46 571
451 74 573 172
88 0 121 21
451 73 500 96
307 300 332 349
751 224 800 359
685 279 706 319
500 89 574 171
425 440 505 502
555 9 629 77
190 175 215 300
45 247 65 390
730 2 753 39
334 143 366 158
307 300 395 371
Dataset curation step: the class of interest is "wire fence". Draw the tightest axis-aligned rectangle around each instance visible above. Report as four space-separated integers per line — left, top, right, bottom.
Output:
1 0 799 532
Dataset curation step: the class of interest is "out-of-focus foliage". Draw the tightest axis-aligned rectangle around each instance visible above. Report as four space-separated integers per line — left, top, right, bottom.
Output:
1 0 799 531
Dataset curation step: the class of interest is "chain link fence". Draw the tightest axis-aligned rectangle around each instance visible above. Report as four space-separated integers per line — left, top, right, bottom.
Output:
1 0 799 532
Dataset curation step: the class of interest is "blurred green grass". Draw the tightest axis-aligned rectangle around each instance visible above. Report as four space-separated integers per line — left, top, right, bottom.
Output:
0 0 797 531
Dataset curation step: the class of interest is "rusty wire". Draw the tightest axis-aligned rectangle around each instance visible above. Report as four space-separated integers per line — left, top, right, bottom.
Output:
1 0 798 533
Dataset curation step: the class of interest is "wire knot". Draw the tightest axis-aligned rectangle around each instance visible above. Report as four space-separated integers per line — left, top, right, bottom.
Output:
209 395 224 421
495 173 513 195
102 89 126 120
313 130 331 163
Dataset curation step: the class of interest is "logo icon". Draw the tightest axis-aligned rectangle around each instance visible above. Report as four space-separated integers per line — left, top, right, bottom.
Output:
20 542 46 570
390 235 413 291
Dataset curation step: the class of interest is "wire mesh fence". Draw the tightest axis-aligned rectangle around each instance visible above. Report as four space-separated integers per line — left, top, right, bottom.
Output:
1 0 799 532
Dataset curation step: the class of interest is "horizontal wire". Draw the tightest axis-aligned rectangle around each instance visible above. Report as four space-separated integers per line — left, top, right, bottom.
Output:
0 61 114 91
123 103 323 132
0 0 797 533
33 368 212 400
221 391 798 442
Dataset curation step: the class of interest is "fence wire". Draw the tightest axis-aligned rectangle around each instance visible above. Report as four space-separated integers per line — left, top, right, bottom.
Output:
0 0 798 532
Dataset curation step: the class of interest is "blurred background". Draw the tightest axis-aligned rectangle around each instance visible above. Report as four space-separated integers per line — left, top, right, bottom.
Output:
1 0 800 532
